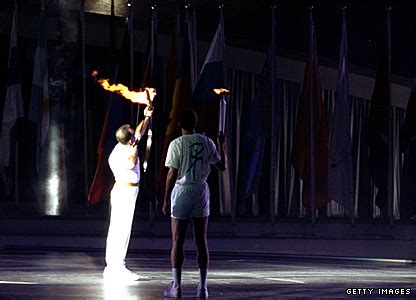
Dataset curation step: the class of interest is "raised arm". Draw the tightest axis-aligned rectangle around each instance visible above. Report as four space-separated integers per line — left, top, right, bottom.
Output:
135 106 154 139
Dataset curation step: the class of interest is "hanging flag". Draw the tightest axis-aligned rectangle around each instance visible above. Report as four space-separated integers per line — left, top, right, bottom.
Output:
400 81 416 152
328 8 354 213
192 6 232 215
399 80 416 219
88 5 133 205
192 8 225 102
192 6 226 141
0 2 24 169
291 8 329 212
367 11 391 214
155 11 193 206
244 51 272 198
28 2 49 173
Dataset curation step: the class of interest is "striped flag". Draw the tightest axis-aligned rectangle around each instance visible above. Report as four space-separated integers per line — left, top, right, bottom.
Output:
192 6 231 214
0 1 24 169
28 2 49 173
192 6 225 140
192 8 225 103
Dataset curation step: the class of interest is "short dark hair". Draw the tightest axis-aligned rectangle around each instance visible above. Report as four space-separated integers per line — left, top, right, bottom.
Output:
178 108 197 131
115 124 133 145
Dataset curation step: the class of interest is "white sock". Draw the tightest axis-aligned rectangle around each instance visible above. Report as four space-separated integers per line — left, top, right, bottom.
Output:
172 268 182 287
199 268 208 289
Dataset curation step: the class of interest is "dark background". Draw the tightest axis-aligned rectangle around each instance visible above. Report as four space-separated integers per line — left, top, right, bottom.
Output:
0 0 414 218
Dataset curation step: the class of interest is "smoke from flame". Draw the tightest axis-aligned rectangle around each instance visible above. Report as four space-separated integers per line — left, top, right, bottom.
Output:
92 71 156 105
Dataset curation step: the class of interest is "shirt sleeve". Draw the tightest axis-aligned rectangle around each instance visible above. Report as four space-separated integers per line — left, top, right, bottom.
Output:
207 137 221 164
165 141 180 169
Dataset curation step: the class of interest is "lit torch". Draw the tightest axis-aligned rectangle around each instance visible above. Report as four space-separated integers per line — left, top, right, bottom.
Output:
92 70 156 106
213 88 230 136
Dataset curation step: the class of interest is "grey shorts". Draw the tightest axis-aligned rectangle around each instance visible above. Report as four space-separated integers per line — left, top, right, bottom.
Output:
171 182 210 219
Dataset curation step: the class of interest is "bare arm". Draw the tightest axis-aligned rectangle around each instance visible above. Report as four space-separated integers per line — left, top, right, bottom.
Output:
162 167 178 215
214 135 227 171
135 106 153 138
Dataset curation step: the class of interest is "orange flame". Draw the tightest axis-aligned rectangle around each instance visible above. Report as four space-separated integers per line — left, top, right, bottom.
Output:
213 88 230 95
92 71 156 105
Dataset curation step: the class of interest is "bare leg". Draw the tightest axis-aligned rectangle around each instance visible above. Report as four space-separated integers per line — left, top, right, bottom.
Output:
192 216 209 297
192 216 209 269
171 218 189 268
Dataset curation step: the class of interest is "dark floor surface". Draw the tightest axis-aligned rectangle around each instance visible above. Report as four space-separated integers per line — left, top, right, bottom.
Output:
0 250 415 299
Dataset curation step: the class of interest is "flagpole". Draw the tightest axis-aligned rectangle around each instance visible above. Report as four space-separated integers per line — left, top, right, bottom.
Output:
386 6 394 225
80 0 89 207
147 5 157 224
308 6 316 224
270 5 278 224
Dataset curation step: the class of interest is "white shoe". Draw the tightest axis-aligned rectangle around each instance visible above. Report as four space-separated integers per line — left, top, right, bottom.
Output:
103 267 140 281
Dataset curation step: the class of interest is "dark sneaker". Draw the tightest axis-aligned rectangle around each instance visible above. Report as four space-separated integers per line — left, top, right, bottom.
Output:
163 281 181 298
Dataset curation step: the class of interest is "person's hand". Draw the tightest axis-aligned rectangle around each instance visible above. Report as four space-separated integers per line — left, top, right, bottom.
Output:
144 105 154 118
162 201 170 216
146 88 157 102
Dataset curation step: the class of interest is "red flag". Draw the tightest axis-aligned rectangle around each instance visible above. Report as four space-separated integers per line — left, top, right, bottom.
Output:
155 13 192 206
291 8 329 211
88 6 133 205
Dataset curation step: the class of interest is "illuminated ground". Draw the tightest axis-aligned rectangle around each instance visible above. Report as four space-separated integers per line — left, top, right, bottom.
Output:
0 250 414 299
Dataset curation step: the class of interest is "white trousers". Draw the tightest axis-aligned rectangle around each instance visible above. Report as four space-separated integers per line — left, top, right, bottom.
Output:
105 184 139 269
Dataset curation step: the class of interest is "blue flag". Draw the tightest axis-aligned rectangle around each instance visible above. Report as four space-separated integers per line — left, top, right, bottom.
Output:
328 9 354 213
28 3 49 173
0 2 24 168
192 9 225 101
244 52 272 198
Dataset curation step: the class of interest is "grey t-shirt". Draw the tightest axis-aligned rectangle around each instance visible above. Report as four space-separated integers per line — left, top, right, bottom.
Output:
165 133 220 186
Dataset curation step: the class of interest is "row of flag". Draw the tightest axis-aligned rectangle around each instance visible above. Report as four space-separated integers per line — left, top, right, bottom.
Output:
88 2 228 207
1 2 414 220
244 6 415 220
0 1 47 200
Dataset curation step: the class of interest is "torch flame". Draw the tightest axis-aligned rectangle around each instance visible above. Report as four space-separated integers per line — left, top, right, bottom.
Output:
92 71 156 105
213 88 231 95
